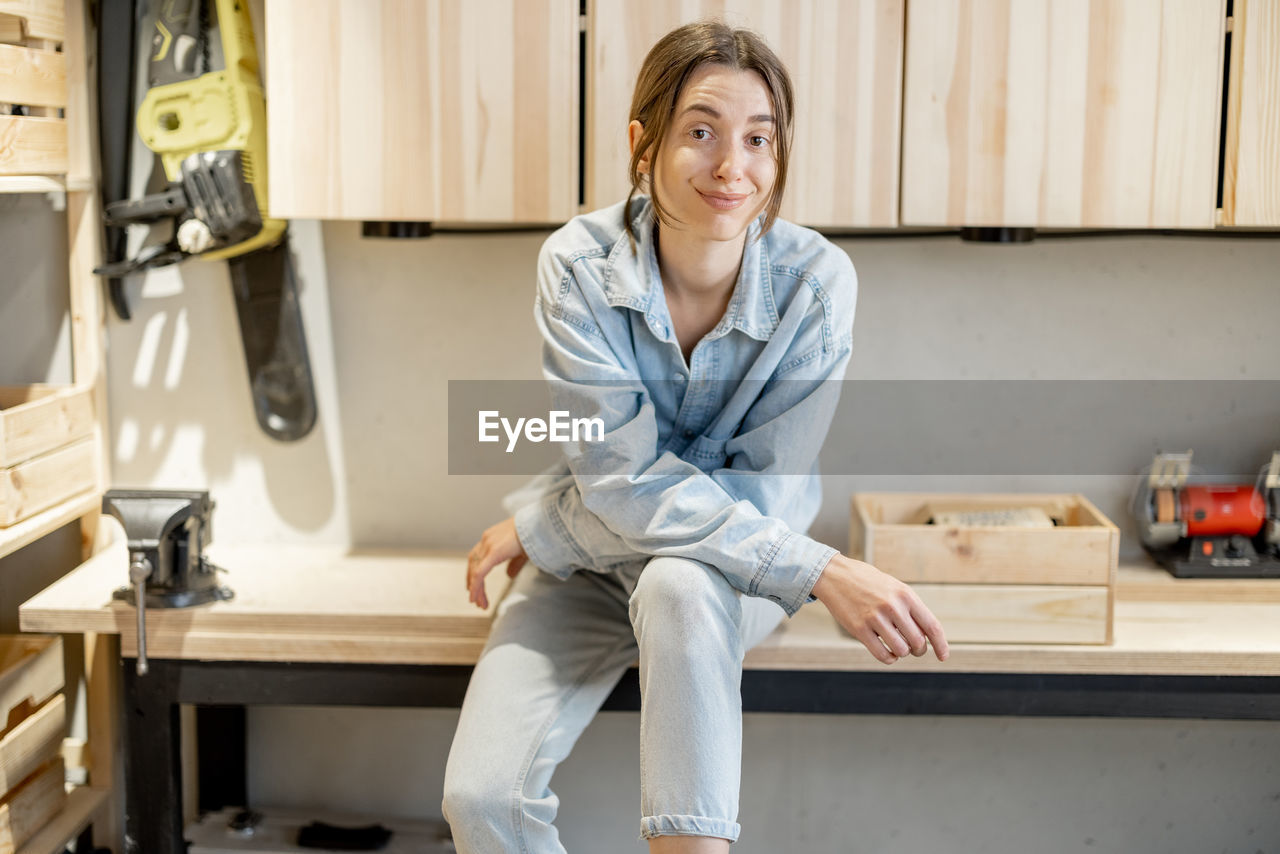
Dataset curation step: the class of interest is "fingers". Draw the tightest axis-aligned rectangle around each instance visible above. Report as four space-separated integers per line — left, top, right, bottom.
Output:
851 625 898 665
909 599 950 661
466 545 497 610
864 593 949 665
871 613 913 659
884 593 949 662
888 608 930 657
465 518 530 611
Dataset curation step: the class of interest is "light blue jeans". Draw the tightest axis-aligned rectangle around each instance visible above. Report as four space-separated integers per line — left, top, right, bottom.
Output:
442 556 787 850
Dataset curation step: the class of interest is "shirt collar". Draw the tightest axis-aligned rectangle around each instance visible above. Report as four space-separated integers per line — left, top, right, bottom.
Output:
602 196 779 342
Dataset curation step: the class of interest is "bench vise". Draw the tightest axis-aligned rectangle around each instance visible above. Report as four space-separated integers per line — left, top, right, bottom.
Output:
103 489 235 675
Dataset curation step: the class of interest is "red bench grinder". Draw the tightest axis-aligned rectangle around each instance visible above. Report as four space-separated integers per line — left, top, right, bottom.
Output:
1134 451 1280 578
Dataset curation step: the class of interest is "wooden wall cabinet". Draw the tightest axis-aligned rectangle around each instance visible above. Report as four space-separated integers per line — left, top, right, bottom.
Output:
901 0 1226 228
587 0 905 228
265 0 580 222
1223 0 1280 226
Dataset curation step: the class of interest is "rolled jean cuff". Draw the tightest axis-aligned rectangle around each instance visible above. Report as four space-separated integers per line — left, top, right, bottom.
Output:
639 814 741 842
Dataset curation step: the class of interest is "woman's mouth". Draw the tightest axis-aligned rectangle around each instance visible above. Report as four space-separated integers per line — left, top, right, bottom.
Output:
698 190 750 211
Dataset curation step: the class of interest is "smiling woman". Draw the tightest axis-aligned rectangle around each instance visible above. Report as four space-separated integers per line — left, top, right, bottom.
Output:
443 19 948 854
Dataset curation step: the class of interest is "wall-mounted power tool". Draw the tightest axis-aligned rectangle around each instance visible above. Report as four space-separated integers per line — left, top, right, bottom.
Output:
103 489 234 676
94 0 316 442
1132 451 1280 578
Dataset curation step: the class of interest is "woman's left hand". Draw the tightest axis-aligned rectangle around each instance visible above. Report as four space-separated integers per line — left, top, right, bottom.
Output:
466 517 528 609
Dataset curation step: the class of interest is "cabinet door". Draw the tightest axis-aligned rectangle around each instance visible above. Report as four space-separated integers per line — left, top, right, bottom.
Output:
588 0 904 228
265 0 578 222
1223 0 1280 225
901 0 1225 228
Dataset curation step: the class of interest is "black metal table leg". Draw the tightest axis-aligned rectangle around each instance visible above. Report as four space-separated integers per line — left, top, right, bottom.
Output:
122 657 185 854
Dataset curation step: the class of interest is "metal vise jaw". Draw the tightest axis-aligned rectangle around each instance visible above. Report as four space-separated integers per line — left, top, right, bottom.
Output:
102 489 234 675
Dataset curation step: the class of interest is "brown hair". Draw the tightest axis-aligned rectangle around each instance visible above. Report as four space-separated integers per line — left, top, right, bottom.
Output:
625 20 795 247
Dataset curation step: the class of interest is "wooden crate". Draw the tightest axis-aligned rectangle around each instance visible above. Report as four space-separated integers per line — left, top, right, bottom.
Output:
0 388 96 530
0 694 62 797
0 387 94 470
0 635 66 849
0 757 66 850
850 493 1120 645
0 436 95 528
0 636 61 731
0 0 68 176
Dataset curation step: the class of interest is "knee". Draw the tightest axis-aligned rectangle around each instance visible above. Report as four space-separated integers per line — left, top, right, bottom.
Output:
629 557 741 640
441 761 509 842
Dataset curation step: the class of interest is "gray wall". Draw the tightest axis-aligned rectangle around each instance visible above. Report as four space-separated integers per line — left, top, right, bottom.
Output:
0 194 89 760
6 187 1280 851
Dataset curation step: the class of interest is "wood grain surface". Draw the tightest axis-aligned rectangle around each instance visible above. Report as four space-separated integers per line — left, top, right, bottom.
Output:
13 786 106 854
0 43 65 107
20 533 1280 674
1223 0 1280 225
265 0 579 222
0 437 96 527
0 758 65 851
901 0 1225 227
0 695 63 797
0 0 61 42
587 0 904 227
0 115 66 175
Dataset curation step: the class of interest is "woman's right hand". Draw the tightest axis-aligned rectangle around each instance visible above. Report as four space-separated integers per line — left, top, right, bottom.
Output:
466 517 528 610
810 554 949 665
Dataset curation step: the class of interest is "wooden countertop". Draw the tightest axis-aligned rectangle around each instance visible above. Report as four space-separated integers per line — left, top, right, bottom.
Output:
18 522 1280 676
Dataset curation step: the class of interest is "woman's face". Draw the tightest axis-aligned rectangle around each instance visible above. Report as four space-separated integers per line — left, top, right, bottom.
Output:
634 64 778 245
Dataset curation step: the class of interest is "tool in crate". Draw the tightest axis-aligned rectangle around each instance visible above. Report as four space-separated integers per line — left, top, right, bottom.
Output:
103 489 234 676
1133 451 1280 578
94 0 316 442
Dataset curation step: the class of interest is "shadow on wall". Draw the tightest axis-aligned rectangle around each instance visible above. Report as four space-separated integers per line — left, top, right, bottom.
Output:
106 245 337 535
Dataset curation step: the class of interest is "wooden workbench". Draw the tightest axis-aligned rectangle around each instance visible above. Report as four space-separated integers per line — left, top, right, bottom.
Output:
19 532 1280 676
17 521 1280 854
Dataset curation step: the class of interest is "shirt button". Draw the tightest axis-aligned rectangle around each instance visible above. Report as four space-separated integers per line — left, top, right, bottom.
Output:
673 373 686 382
683 429 696 439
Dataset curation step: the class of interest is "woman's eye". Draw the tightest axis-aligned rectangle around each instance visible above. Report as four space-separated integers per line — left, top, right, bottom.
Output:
749 136 770 147
690 128 709 140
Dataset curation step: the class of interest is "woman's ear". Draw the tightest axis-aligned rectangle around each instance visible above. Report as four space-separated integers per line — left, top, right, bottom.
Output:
628 120 650 175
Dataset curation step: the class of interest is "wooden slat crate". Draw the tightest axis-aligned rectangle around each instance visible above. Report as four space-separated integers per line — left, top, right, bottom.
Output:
0 756 65 850
0 0 67 176
0 636 61 732
0 388 95 530
0 1 64 43
0 694 62 796
0 636 66 851
0 387 94 469
850 493 1120 645
0 436 95 528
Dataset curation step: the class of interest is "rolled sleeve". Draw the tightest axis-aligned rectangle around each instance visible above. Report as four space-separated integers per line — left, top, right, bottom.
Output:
513 494 586 580
753 531 840 616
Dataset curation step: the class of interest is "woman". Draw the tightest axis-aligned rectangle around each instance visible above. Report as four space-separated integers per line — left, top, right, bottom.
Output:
444 21 948 853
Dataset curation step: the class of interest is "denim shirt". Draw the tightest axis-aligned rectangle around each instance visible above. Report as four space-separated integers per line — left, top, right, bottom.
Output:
503 196 856 616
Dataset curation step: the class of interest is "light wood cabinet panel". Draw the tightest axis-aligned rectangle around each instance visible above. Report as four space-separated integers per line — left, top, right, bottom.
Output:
1223 0 1280 225
588 0 904 228
901 0 1225 228
265 0 579 222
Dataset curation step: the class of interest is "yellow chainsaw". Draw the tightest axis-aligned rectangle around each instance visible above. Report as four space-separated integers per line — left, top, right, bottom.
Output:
96 0 315 441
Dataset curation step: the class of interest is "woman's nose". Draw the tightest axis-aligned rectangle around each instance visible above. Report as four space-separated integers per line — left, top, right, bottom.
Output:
713 143 744 182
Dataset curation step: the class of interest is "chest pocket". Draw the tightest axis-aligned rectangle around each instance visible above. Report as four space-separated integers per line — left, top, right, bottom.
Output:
680 433 729 474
